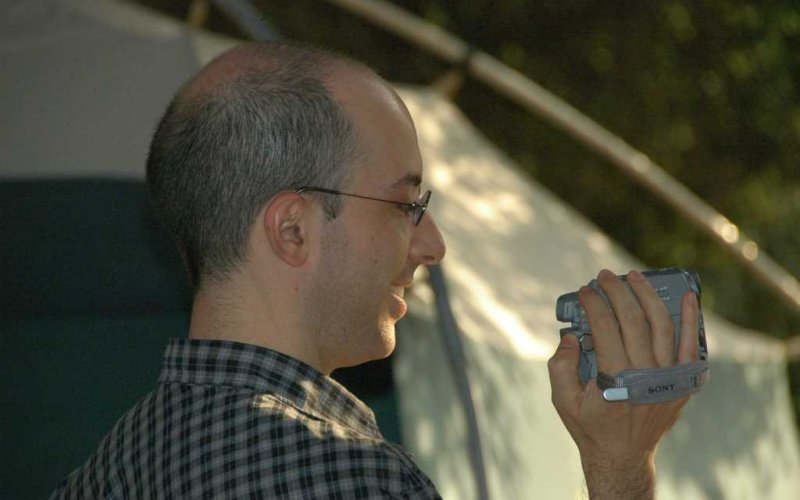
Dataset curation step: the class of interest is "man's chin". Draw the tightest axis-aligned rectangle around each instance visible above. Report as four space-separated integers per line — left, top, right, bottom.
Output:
340 327 395 368
369 322 397 361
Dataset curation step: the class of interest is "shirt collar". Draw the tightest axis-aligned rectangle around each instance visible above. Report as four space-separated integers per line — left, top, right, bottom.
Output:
158 338 381 438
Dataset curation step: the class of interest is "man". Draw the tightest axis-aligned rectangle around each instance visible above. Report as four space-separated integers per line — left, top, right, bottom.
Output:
52 42 699 499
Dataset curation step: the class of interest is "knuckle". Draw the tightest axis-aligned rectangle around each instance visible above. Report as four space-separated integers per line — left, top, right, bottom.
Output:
593 314 618 333
546 357 556 374
595 357 624 374
547 354 568 374
577 286 595 304
624 308 647 329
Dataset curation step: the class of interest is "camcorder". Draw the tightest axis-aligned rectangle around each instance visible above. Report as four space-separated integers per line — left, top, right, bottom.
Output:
556 268 709 404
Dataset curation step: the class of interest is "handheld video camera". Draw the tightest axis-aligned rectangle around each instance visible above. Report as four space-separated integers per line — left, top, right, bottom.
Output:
555 268 709 403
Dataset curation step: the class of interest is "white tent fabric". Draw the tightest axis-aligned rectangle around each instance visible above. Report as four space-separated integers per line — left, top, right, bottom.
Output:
2 1 798 498
395 89 800 499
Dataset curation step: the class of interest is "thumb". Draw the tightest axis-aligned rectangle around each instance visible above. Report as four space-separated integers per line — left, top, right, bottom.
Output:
548 334 582 410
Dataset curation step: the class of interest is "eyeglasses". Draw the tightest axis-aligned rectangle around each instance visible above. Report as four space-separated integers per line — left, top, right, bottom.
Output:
296 187 432 226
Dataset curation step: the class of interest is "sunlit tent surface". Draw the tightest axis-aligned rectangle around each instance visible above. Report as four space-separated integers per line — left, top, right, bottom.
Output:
395 90 800 499
1 1 798 499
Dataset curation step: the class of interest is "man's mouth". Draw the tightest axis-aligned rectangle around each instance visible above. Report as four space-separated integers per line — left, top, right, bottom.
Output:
389 286 408 318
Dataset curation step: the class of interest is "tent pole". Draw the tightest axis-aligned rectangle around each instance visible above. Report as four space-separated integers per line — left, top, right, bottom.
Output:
427 264 491 500
323 0 800 318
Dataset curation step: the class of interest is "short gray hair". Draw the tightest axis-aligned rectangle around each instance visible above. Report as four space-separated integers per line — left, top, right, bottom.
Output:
146 43 360 288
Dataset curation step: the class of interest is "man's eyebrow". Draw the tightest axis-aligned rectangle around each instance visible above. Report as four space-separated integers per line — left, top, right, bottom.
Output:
391 173 422 189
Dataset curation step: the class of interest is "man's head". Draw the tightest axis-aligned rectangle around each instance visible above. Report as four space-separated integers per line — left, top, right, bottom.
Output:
146 42 359 287
146 42 445 371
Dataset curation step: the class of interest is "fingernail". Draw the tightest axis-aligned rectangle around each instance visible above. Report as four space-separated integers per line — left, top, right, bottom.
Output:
629 270 645 282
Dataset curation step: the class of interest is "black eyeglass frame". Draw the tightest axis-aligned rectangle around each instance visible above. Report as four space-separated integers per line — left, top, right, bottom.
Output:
296 186 432 225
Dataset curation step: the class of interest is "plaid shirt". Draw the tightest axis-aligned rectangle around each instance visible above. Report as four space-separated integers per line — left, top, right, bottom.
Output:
51 339 441 499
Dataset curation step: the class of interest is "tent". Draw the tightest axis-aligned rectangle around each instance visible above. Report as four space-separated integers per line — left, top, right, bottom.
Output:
1 1 798 498
395 89 800 499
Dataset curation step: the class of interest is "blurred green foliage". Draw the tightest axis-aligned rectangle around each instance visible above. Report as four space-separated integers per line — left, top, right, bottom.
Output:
137 0 800 419
396 0 800 339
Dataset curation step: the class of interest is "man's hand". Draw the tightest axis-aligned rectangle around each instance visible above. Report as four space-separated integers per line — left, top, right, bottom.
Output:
548 269 700 500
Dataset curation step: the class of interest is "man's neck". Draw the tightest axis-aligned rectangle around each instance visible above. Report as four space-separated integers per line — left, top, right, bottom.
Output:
188 275 329 373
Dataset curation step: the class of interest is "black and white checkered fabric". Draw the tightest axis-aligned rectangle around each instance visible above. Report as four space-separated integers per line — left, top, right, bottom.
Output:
51 339 441 499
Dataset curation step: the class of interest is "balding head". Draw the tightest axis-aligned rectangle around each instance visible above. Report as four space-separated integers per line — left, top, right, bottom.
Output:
146 42 369 288
181 42 367 103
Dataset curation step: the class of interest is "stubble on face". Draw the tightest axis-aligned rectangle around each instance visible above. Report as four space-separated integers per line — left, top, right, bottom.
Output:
304 66 422 371
305 216 398 371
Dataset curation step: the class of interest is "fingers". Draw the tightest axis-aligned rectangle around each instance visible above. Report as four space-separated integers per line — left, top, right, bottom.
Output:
585 269 682 373
677 291 700 364
625 270 675 367
579 284 629 374
547 334 583 416
595 270 659 368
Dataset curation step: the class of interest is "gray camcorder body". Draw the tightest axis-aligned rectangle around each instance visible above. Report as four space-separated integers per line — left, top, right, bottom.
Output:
556 268 709 387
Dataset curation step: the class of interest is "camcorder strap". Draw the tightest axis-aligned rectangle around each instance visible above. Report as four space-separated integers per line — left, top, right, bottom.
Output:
596 360 710 404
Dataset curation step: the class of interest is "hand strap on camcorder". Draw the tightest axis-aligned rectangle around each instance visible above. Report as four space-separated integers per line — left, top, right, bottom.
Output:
597 361 710 404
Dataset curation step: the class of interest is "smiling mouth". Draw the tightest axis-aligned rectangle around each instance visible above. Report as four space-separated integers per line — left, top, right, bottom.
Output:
388 286 409 319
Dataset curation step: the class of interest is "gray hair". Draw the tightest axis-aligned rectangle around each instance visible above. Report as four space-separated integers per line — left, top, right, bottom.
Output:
146 43 360 288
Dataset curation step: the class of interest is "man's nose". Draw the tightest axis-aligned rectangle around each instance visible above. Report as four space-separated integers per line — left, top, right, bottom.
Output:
410 213 446 265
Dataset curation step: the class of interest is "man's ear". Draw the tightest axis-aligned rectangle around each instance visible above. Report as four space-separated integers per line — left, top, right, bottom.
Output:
262 192 313 267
